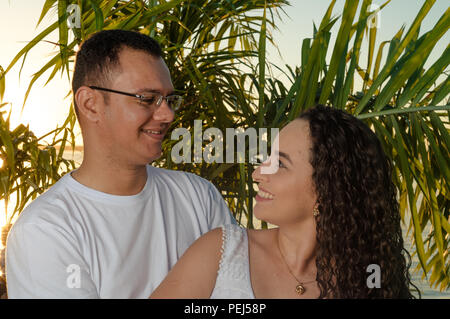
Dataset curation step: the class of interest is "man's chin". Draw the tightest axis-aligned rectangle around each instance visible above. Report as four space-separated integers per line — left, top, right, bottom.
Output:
145 150 163 164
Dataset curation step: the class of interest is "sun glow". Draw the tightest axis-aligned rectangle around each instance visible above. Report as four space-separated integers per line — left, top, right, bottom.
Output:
6 83 61 141
0 81 83 232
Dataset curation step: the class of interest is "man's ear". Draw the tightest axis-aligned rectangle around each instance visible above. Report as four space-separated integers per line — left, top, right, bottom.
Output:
74 86 103 123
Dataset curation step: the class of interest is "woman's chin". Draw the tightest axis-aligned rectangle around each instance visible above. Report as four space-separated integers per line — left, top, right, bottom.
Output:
253 207 272 224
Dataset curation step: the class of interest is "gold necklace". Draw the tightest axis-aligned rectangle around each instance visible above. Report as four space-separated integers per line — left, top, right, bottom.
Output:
276 237 316 295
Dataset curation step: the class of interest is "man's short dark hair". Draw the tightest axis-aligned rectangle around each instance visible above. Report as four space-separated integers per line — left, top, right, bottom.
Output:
72 29 162 118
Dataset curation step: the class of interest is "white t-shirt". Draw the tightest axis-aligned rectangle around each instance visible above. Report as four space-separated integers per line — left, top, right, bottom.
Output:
6 165 235 298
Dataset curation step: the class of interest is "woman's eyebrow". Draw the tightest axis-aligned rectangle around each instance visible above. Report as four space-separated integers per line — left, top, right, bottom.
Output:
278 151 293 164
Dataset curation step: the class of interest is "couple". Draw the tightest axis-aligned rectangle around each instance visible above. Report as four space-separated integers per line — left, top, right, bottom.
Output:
6 30 417 299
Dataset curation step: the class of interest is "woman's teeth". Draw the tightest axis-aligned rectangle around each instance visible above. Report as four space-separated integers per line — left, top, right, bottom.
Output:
257 189 274 199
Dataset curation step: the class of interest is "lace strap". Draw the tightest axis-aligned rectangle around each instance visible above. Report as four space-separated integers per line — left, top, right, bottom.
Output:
216 224 249 281
210 224 254 298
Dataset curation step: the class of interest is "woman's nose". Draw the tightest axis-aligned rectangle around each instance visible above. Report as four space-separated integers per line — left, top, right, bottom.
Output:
252 160 270 182
252 166 261 181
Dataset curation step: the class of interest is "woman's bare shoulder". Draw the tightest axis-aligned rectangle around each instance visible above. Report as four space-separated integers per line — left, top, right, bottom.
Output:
193 227 224 252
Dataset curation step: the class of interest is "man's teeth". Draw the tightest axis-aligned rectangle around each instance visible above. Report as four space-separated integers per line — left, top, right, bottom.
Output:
257 189 274 199
142 129 162 134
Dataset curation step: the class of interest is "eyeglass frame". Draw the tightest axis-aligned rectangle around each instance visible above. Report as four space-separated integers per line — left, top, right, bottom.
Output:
88 86 183 111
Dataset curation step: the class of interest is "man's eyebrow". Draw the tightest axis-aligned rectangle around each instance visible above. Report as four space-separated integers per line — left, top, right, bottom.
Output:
277 151 292 164
136 88 175 95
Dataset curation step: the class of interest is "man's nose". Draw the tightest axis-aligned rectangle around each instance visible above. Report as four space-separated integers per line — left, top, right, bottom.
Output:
153 99 175 122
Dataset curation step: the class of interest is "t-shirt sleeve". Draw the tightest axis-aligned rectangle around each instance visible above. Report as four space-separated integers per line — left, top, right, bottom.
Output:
6 221 99 299
206 183 237 228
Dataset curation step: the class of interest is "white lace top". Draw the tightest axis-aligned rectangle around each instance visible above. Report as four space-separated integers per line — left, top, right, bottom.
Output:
210 223 256 299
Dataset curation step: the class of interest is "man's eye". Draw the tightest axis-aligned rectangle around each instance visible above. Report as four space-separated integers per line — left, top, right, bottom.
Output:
140 96 157 105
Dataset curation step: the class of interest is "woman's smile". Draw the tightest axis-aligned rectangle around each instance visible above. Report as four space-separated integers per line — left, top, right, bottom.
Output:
255 187 275 201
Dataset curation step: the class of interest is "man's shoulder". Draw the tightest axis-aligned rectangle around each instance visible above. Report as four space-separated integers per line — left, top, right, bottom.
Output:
147 166 232 223
12 175 73 228
148 165 216 190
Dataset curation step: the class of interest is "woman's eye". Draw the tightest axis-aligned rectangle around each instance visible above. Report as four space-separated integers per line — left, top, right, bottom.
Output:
278 160 286 168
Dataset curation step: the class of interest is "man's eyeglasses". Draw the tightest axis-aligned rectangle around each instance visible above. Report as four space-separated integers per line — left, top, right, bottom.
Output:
89 86 183 111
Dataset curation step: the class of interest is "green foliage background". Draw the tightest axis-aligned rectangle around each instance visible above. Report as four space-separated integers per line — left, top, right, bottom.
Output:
0 0 448 294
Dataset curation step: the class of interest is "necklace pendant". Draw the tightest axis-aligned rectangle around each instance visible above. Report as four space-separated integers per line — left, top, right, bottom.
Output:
296 284 305 295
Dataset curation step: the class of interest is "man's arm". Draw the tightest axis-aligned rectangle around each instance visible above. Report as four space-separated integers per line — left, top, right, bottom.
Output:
207 183 237 228
6 221 99 298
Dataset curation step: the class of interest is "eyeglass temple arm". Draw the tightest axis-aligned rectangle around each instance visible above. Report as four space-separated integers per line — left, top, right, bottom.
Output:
88 86 141 98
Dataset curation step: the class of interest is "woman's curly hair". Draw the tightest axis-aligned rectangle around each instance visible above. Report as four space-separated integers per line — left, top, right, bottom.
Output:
297 105 420 299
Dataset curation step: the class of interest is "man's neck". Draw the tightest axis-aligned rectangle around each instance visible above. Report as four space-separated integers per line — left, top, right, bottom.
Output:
71 157 149 196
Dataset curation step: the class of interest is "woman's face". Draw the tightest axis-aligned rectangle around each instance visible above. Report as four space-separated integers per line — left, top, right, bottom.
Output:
252 119 317 226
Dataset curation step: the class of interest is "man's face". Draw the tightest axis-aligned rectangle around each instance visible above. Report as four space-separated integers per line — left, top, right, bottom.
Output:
99 47 175 166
